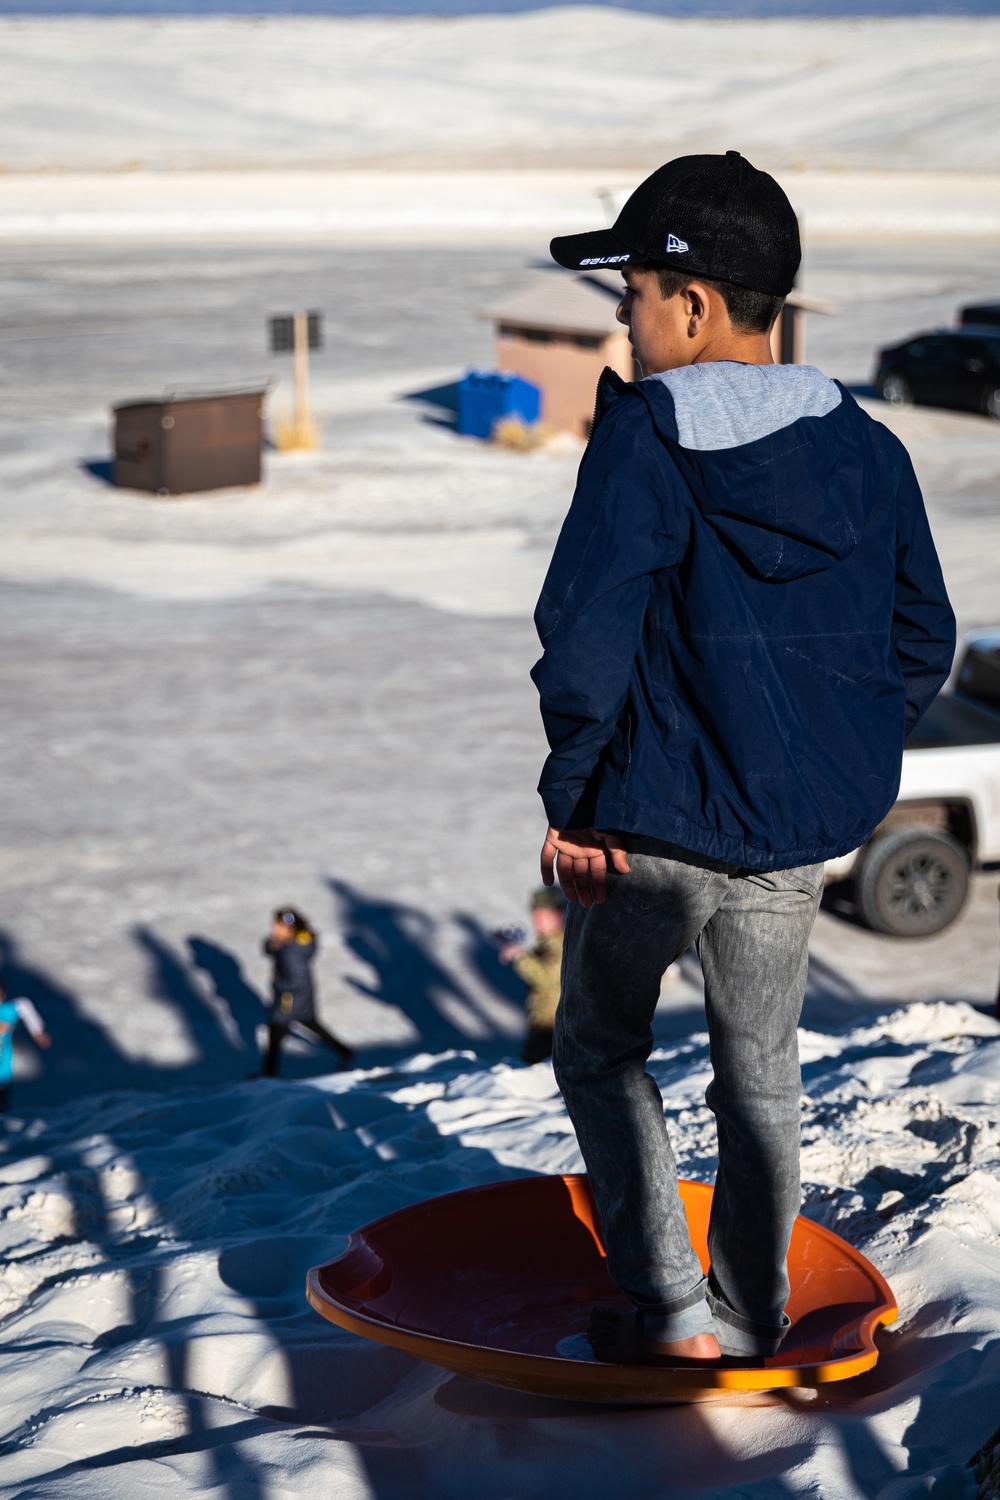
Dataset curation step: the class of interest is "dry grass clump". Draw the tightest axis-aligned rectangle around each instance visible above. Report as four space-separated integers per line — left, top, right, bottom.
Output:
490 417 559 452
273 415 319 452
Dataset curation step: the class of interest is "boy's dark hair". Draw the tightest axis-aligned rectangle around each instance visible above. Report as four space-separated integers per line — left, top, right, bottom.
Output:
642 264 784 334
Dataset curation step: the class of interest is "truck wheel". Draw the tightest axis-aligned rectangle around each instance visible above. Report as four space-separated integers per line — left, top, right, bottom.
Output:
855 828 969 937
985 386 1000 421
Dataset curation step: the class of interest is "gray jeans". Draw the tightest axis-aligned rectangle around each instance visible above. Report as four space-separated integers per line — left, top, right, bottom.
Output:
552 842 823 1358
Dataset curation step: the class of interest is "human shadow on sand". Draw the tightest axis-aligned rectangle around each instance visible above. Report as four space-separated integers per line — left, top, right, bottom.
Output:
0 909 959 1497
1 887 531 1111
0 926 271 1109
134 925 259 1079
188 934 267 1057
453 910 528 1009
328 878 522 1063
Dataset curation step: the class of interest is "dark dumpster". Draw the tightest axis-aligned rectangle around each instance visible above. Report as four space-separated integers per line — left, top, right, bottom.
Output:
113 388 267 496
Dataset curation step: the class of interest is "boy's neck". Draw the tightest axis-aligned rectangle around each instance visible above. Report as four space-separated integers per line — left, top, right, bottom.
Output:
695 331 773 366
662 328 774 374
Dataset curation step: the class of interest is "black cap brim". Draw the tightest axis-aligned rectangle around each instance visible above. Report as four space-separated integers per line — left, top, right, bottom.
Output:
549 228 633 271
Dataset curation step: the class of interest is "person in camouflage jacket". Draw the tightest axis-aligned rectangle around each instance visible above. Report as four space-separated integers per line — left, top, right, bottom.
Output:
499 888 566 1064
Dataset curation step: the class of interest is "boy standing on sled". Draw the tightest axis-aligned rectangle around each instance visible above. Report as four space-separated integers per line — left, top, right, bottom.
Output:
532 152 954 1364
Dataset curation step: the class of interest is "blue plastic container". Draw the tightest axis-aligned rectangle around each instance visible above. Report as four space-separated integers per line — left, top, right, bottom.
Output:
456 370 541 439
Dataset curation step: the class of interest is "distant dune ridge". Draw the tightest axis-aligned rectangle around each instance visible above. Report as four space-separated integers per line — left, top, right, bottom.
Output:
2 0 999 14
0 11 998 173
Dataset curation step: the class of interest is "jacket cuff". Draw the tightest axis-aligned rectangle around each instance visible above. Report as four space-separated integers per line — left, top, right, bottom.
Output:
540 790 585 830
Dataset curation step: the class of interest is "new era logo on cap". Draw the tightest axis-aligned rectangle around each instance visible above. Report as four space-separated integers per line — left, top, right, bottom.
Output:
665 234 689 254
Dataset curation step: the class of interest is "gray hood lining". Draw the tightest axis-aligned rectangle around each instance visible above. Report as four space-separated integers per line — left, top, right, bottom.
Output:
647 362 842 452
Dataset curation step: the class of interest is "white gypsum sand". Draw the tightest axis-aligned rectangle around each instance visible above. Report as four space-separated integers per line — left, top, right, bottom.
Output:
2 11 1000 1495
2 168 1000 246
2 1001 1000 1498
1 14 1000 245
0 394 996 626
0 13 998 174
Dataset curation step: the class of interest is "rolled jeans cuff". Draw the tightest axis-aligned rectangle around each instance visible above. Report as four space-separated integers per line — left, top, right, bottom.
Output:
632 1276 716 1344
708 1291 790 1358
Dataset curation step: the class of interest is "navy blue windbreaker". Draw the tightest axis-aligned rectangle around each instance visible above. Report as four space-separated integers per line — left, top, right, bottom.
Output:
531 361 956 871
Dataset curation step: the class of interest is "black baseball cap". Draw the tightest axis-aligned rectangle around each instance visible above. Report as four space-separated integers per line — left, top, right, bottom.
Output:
550 152 800 299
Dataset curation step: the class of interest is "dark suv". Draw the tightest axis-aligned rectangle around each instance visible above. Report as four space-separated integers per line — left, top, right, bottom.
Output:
874 327 1000 419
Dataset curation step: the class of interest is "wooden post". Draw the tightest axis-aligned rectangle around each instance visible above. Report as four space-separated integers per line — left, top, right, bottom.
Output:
293 310 312 449
770 305 801 365
274 311 317 451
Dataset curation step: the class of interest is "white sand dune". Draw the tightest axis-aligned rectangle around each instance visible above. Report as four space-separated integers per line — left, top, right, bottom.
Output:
2 13 1000 244
1 13 999 174
2 1000 999 1497
3 165 1000 245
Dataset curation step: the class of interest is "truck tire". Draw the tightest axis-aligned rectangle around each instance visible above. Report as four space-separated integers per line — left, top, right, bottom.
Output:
855 828 970 937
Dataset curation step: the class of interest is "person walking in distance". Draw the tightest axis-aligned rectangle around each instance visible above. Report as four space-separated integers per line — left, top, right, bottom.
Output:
261 908 353 1078
0 977 52 1112
532 152 955 1365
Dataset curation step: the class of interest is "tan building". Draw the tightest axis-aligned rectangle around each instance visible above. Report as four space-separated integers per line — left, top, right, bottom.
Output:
482 272 834 438
481 273 634 438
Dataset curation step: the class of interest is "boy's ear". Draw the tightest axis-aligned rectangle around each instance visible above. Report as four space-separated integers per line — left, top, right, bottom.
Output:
685 281 727 332
676 283 706 331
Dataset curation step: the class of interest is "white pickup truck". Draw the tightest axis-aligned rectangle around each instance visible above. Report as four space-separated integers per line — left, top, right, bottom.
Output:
824 630 1000 936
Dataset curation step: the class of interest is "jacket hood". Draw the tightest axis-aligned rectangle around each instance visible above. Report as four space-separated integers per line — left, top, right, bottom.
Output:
636 363 876 583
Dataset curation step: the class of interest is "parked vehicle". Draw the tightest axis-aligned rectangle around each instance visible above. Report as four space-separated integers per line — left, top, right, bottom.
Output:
874 328 1000 419
825 631 1000 937
959 302 1000 330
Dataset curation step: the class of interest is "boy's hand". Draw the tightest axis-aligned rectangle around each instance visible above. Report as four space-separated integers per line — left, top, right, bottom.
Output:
36 1031 52 1049
540 827 630 907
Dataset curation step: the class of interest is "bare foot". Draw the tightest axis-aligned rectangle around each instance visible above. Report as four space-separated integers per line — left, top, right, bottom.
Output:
587 1307 722 1366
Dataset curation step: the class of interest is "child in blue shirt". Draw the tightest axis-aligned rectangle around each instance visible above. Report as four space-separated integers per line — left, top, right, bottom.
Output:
0 978 51 1112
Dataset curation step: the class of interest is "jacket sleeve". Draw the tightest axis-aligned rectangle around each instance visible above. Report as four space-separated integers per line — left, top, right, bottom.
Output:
512 950 550 989
889 442 956 734
530 395 679 829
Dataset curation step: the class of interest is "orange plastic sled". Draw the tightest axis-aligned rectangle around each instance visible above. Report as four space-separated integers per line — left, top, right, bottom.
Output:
306 1175 897 1404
